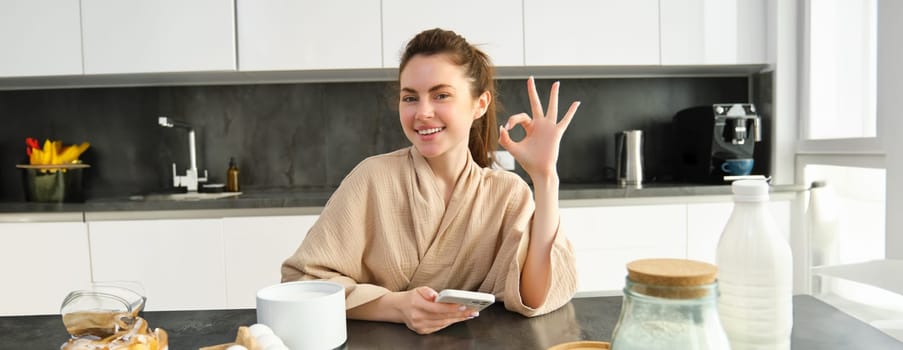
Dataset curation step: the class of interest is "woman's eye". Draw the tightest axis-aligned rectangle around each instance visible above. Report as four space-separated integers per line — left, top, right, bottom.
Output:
435 93 450 100
401 96 417 103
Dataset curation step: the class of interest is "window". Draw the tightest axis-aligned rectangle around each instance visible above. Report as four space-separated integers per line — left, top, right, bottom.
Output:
804 0 877 140
805 164 885 267
800 0 883 275
798 0 902 341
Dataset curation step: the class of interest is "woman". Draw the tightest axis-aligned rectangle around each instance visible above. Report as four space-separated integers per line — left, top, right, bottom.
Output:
282 28 580 335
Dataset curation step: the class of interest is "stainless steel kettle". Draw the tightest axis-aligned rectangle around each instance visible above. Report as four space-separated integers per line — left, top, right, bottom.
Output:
616 130 644 187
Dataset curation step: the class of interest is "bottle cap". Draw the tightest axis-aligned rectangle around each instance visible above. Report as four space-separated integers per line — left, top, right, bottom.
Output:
731 179 769 202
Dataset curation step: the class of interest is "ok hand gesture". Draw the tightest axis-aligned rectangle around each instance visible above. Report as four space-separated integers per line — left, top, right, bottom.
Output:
498 77 580 181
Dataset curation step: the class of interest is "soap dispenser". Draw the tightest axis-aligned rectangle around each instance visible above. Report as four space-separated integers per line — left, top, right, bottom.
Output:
226 157 240 192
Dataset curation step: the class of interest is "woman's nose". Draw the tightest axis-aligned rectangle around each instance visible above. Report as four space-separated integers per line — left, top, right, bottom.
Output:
415 100 434 119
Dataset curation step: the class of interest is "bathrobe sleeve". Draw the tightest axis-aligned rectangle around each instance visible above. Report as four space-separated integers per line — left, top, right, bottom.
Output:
484 178 578 317
280 158 396 310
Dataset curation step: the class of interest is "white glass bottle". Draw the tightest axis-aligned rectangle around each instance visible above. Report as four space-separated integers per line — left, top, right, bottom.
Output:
716 180 793 350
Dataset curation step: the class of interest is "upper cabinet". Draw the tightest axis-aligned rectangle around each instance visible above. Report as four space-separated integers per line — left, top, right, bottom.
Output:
382 0 524 68
80 0 236 74
660 0 766 65
0 0 82 77
0 0 769 85
524 0 660 66
237 0 381 71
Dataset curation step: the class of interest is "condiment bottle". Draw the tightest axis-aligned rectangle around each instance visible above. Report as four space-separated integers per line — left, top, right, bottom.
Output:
611 258 730 350
226 157 240 192
717 179 793 350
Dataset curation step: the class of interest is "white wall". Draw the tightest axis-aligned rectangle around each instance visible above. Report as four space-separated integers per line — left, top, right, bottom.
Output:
879 0 903 259
768 0 799 185
768 0 807 291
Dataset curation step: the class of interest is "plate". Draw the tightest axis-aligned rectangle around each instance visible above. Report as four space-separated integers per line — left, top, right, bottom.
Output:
547 341 610 350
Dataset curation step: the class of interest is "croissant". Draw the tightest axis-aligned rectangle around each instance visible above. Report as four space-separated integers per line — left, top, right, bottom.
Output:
61 316 168 350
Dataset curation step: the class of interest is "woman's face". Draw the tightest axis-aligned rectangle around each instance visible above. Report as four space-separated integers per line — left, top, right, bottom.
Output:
399 54 488 162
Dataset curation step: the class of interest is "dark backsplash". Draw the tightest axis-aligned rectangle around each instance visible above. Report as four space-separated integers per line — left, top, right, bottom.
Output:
0 76 764 201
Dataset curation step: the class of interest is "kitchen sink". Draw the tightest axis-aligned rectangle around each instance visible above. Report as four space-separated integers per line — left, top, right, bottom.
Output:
128 192 242 201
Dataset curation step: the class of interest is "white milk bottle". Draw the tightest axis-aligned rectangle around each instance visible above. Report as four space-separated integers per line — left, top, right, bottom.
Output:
716 180 793 350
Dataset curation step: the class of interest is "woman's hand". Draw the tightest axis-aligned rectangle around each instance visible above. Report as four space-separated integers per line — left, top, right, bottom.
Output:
393 286 478 335
499 77 580 181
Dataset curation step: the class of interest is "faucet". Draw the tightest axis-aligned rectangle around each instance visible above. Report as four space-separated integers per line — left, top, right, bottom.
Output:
158 116 208 192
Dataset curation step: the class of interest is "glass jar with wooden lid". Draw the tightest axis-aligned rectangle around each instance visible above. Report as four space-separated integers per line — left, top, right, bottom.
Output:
610 258 730 350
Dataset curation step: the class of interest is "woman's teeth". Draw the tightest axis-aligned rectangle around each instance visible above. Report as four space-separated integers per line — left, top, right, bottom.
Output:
417 127 444 135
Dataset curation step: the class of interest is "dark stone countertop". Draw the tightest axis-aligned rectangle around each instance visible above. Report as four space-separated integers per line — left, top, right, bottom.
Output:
2 295 899 349
0 183 807 217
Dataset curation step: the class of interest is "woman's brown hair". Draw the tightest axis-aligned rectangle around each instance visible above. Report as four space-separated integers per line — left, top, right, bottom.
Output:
398 28 498 168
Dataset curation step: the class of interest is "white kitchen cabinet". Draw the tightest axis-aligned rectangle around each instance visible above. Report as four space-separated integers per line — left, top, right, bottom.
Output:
660 0 766 65
222 215 317 308
237 0 381 71
0 222 91 316
0 0 82 77
87 219 227 311
80 0 235 74
686 199 792 264
524 0 660 66
382 0 524 68
561 204 687 292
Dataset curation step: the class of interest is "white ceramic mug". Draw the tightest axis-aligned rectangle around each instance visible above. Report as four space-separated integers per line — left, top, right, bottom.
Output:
256 281 346 350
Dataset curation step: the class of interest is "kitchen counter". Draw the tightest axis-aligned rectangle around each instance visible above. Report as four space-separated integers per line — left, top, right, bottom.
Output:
3 295 899 349
0 183 806 221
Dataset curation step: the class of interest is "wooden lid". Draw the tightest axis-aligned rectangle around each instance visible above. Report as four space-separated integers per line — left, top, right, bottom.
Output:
626 258 717 287
626 259 718 299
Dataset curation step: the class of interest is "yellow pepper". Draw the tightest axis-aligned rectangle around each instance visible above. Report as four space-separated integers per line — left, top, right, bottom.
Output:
27 139 91 166
58 142 90 164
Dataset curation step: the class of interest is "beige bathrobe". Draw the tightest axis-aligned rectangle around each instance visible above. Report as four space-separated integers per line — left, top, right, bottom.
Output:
281 147 577 317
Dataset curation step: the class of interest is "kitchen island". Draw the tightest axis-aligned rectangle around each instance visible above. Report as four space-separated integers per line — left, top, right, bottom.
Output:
3 295 899 349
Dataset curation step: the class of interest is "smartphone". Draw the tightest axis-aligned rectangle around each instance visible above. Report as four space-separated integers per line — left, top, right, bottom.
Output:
435 289 495 312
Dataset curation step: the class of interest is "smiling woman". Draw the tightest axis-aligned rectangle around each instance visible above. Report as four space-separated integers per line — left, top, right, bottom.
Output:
280 28 580 335
398 53 489 170
396 28 499 171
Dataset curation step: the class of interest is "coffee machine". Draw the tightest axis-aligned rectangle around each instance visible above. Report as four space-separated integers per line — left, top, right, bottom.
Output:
672 103 761 183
